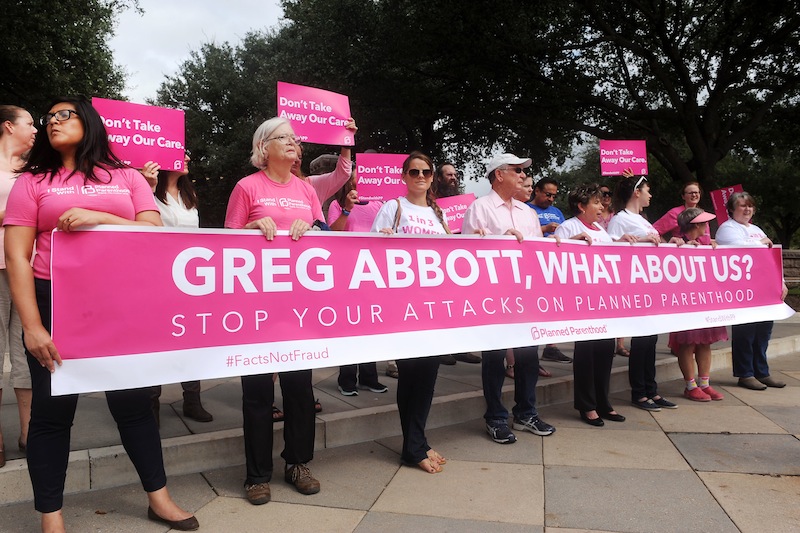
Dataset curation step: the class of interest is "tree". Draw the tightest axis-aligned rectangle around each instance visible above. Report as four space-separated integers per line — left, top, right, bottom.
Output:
530 0 800 184
1 0 136 113
155 1 800 227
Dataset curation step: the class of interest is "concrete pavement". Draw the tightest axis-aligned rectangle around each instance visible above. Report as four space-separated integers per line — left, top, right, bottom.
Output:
1 317 799 532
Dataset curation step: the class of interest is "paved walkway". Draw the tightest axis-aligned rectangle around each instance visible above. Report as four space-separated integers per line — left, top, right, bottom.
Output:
1 317 800 532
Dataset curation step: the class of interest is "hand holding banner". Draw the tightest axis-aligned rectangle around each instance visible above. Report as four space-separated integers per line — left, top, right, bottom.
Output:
277 82 354 146
92 97 186 171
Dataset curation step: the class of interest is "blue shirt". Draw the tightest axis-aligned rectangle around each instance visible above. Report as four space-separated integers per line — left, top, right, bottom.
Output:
528 204 565 236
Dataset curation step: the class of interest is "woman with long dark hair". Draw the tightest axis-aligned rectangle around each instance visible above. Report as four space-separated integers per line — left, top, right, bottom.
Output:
608 175 679 413
4 96 197 532
371 151 451 473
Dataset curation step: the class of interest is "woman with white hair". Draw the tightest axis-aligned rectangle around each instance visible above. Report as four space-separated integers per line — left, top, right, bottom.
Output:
225 117 323 506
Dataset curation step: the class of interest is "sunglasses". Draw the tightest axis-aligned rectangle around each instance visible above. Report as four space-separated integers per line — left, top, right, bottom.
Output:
407 168 433 178
504 167 526 175
601 191 612 197
634 175 648 189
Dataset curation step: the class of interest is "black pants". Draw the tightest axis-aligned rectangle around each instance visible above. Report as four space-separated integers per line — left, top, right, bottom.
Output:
628 335 659 401
573 339 615 413
396 357 440 464
482 346 539 423
242 370 315 484
337 363 379 389
26 279 166 513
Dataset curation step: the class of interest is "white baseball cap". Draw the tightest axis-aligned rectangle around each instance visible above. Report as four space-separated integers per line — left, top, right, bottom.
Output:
485 153 532 180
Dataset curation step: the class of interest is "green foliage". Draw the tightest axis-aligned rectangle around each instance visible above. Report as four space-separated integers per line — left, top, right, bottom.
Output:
1 0 135 114
153 0 800 228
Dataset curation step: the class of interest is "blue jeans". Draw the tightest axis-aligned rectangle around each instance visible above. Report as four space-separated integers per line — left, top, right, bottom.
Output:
731 321 773 378
482 346 539 424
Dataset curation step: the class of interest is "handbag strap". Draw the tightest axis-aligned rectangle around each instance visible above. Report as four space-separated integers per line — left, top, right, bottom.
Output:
392 197 402 233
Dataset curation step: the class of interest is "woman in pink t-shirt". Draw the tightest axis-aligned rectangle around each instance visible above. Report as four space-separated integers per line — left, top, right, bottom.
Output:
225 117 322 505
0 105 36 468
4 96 197 532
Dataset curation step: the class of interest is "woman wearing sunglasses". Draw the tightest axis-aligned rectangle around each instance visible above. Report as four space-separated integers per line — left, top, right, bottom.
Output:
371 151 451 474
608 175 680 413
653 182 711 243
5 96 197 532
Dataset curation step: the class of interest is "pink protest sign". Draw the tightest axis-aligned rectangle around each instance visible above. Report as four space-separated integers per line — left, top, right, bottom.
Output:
277 82 353 146
710 184 744 224
355 153 408 202
92 97 185 171
599 140 648 176
49 228 791 395
436 193 476 234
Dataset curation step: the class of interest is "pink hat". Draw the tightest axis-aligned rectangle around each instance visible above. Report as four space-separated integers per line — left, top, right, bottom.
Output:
690 212 716 224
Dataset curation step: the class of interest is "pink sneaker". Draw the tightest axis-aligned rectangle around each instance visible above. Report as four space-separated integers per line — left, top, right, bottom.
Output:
684 387 711 402
700 385 724 400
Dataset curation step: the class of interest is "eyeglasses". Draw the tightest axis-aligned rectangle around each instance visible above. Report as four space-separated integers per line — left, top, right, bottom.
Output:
634 175 648 189
407 168 433 178
40 109 80 126
542 192 557 199
266 133 302 145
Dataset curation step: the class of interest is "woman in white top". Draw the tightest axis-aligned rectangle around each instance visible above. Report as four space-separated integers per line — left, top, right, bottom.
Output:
371 151 450 474
141 154 212 424
555 184 624 426
716 191 788 390
0 105 37 466
608 176 680 412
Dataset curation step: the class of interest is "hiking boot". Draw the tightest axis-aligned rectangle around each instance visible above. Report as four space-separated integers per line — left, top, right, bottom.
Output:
245 482 271 505
285 463 320 495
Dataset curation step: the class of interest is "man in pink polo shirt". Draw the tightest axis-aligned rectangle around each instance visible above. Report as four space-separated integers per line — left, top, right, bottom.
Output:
462 153 556 444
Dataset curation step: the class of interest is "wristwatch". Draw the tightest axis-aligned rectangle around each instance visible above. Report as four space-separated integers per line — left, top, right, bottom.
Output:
342 209 351 216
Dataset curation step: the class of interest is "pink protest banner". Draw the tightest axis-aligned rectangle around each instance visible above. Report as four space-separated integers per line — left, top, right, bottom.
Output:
599 140 648 176
355 153 408 202
436 193 476 234
710 184 744 224
92 97 186 171
277 82 353 146
49 228 792 395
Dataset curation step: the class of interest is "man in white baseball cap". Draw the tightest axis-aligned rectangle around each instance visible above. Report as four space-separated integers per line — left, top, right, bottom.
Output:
462 153 556 444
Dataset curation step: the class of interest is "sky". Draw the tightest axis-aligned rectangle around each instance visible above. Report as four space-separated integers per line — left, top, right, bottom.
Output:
109 0 285 104
108 0 492 196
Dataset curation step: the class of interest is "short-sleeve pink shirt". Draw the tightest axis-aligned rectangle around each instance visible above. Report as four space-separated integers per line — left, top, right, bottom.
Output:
4 167 158 279
225 170 323 230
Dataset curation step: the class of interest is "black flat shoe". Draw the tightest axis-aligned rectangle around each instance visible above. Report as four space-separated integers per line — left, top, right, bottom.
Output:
580 412 604 427
147 507 199 531
600 412 626 422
